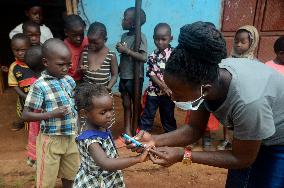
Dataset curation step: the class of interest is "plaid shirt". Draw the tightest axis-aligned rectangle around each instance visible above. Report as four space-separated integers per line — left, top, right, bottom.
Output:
146 47 173 96
74 130 125 187
25 71 77 135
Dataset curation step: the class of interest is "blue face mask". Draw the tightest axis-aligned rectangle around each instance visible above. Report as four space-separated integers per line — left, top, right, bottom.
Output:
174 86 205 111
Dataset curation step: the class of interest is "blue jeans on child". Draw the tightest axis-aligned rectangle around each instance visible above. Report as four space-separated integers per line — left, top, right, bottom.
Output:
140 95 176 132
226 145 284 188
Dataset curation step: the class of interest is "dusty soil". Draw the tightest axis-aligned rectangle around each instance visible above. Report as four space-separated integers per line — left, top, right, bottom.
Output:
0 89 227 188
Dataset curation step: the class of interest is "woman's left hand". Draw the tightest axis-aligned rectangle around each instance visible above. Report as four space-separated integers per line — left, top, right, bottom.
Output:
149 146 184 167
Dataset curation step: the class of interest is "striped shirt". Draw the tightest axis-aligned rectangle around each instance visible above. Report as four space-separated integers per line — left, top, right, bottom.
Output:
82 48 114 87
24 71 77 135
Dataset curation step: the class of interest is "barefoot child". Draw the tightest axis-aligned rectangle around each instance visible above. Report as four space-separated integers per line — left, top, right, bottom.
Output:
22 39 79 188
116 7 147 136
73 83 148 187
64 14 88 82
80 22 118 90
8 34 33 131
24 45 44 168
140 23 176 133
266 36 284 75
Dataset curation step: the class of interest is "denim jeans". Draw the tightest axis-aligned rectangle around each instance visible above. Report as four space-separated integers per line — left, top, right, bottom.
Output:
226 145 284 188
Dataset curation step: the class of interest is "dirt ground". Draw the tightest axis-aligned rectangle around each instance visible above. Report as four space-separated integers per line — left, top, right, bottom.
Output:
0 89 227 188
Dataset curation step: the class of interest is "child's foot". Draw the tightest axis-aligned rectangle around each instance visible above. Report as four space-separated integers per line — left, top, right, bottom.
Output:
217 140 232 150
11 121 25 131
202 137 212 151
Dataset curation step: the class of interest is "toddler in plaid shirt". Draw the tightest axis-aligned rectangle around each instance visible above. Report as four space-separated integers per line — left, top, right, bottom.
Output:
22 38 79 188
73 83 149 188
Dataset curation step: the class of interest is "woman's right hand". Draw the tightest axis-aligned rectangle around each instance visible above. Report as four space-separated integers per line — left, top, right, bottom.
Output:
126 130 156 153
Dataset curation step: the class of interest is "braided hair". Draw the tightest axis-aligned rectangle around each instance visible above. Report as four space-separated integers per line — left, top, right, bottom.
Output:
87 22 107 40
165 21 227 85
75 83 109 111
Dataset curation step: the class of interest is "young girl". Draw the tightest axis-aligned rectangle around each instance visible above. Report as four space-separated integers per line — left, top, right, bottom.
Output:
80 21 118 91
24 45 44 168
74 83 148 187
218 25 259 150
64 14 88 82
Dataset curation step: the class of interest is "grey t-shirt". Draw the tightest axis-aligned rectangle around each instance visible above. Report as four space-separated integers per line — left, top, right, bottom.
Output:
119 32 147 79
205 58 284 146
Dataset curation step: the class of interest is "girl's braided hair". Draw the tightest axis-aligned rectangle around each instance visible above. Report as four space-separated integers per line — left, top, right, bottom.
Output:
75 83 109 111
165 21 227 85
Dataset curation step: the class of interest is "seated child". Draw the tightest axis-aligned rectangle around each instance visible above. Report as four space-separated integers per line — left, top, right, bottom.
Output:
22 20 41 46
140 23 176 133
73 83 148 188
80 22 118 91
24 45 44 168
266 36 284 75
8 33 35 131
64 14 88 82
116 7 147 136
9 2 53 43
22 39 79 187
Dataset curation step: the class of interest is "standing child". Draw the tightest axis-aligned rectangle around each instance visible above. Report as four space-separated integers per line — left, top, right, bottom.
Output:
64 14 88 82
24 45 44 168
22 20 41 46
22 39 79 188
218 25 259 150
265 36 284 75
8 33 33 131
116 7 147 136
73 83 148 188
80 21 118 90
9 2 53 43
140 23 176 133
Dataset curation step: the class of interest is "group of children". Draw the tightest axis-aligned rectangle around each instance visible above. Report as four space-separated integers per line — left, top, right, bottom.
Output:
5 2 284 188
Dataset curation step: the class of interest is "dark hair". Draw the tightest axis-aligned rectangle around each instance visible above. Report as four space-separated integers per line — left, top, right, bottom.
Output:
11 33 30 45
124 7 146 26
154 23 171 35
22 20 40 33
42 38 66 58
274 36 284 53
235 29 252 44
25 45 43 72
165 21 227 85
87 22 107 40
25 0 41 11
64 14 86 31
75 83 110 111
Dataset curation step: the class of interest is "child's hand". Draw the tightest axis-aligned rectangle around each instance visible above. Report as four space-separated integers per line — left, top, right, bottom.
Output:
136 148 150 163
106 86 112 93
116 42 129 54
50 106 70 118
161 84 172 97
1 66 8 73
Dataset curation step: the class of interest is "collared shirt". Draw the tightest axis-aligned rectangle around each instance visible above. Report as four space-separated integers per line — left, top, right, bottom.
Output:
146 47 173 96
25 71 77 135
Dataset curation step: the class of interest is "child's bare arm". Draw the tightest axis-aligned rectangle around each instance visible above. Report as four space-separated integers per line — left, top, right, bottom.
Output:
22 106 69 122
149 75 172 96
116 43 147 62
106 54 118 91
13 86 27 99
89 142 148 171
78 53 88 73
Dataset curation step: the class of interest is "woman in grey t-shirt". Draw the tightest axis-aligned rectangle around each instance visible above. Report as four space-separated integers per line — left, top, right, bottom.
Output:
128 22 284 188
